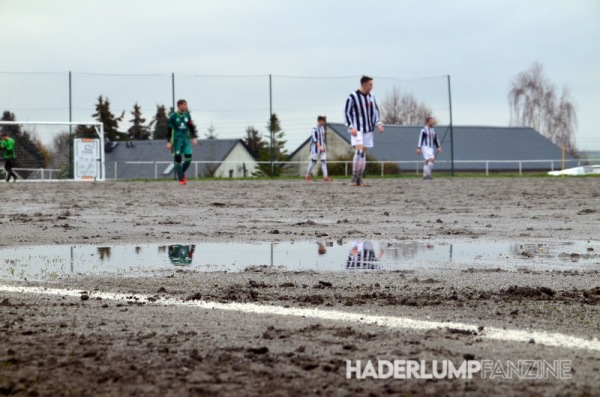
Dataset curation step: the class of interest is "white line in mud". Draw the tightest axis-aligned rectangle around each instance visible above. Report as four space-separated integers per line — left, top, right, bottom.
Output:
2 284 599 352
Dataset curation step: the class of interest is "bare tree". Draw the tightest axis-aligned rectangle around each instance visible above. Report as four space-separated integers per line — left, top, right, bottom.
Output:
509 63 578 153
381 87 433 125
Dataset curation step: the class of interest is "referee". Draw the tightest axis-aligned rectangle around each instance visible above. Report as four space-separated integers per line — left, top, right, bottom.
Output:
344 75 384 186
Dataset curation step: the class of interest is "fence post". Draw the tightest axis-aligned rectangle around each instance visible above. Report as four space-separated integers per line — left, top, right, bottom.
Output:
154 162 158 179
195 162 198 178
416 161 419 176
381 162 384 177
40 168 44 180
551 161 554 171
114 161 118 179
485 161 489 176
519 161 522 176
344 162 348 177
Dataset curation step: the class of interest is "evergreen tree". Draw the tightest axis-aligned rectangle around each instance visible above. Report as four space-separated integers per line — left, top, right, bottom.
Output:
205 122 218 140
127 102 151 140
244 126 265 159
76 96 124 141
152 104 169 140
249 113 289 176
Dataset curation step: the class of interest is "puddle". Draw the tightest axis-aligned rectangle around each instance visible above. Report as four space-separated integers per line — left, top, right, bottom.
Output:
0 240 598 281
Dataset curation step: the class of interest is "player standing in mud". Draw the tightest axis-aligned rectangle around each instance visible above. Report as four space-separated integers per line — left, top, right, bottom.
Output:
344 75 384 186
417 117 442 180
166 99 198 185
0 131 17 182
305 116 332 182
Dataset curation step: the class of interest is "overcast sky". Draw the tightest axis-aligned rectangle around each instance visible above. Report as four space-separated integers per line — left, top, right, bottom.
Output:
1 0 598 150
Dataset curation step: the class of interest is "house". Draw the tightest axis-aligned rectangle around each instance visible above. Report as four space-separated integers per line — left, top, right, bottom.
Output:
288 123 579 175
104 139 259 179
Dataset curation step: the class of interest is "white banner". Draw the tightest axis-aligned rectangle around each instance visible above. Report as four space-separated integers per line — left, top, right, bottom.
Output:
74 138 100 180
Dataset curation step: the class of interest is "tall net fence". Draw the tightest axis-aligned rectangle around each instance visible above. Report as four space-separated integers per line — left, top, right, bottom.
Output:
2 71 593 179
0 72 450 149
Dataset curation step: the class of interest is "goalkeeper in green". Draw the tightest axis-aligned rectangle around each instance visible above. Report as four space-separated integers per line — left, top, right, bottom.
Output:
167 99 198 185
0 132 17 182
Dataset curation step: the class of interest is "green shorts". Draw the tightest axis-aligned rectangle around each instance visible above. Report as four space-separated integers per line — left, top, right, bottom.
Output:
172 135 192 157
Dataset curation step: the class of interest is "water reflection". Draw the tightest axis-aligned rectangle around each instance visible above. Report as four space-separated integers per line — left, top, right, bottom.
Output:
0 240 597 281
345 240 383 270
168 245 195 267
97 247 111 261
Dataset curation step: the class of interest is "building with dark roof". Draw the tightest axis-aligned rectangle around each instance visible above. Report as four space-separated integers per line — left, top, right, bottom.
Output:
288 123 579 175
104 139 258 179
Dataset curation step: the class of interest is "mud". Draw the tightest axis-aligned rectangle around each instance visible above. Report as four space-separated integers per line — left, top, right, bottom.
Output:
1 178 599 396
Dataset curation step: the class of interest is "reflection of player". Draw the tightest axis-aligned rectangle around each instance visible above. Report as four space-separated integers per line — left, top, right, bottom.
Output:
345 240 384 270
317 242 327 255
168 244 196 266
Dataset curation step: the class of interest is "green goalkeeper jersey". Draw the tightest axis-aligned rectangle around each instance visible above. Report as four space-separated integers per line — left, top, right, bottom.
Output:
167 111 194 141
0 137 15 159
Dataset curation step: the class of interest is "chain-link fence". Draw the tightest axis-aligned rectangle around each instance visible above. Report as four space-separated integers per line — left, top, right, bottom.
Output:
5 72 590 179
1 72 450 147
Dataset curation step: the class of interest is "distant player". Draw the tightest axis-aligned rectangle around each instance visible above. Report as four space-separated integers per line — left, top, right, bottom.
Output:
305 116 332 182
166 99 198 185
0 132 17 182
416 117 442 180
344 75 384 186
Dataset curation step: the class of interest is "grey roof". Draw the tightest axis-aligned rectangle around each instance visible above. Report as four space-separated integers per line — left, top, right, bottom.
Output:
326 123 579 171
104 139 246 179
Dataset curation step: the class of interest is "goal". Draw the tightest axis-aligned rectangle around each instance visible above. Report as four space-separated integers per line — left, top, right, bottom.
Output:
0 121 105 181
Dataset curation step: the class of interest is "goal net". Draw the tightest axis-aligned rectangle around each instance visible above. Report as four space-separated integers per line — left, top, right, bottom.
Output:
0 121 105 181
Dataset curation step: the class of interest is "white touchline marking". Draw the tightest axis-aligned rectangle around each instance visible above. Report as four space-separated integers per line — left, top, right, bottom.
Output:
2 284 599 352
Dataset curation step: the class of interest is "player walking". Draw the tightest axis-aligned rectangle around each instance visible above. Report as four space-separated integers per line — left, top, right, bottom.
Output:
416 117 442 180
166 99 198 185
305 116 332 182
0 132 17 182
344 75 384 186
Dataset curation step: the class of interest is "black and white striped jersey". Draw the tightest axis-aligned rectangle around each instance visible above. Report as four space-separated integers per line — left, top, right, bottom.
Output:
344 90 381 133
418 126 441 148
345 241 381 270
310 125 326 154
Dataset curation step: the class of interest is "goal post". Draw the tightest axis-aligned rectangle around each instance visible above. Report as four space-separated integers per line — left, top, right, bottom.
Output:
0 121 105 181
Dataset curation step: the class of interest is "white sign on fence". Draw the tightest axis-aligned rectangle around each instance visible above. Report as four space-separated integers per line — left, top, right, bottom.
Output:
74 138 100 181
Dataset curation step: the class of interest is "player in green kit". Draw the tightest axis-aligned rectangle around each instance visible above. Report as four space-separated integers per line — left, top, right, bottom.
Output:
0 132 17 182
167 99 198 185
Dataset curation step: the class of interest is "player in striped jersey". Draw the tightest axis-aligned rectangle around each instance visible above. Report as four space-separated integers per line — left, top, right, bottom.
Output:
344 76 384 186
416 117 442 180
305 116 332 182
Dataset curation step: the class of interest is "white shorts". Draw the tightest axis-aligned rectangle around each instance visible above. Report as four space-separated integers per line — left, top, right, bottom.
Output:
350 130 374 148
310 152 327 161
421 146 435 161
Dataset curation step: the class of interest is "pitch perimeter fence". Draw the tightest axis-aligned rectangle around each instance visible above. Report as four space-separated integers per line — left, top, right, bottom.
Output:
1 72 454 178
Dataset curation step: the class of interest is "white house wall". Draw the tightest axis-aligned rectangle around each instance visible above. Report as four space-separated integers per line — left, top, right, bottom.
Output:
288 127 353 176
214 143 259 178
